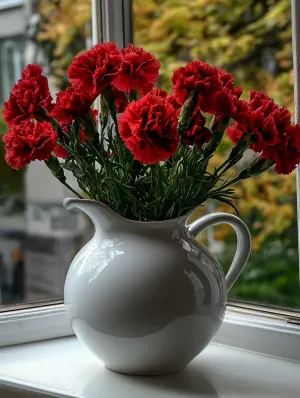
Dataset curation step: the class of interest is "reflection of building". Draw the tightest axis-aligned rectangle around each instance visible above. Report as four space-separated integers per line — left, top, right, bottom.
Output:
0 0 91 304
0 0 54 100
0 0 27 103
0 208 24 304
25 163 90 302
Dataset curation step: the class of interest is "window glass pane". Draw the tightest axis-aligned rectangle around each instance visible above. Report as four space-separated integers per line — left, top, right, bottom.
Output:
133 0 299 308
0 0 92 308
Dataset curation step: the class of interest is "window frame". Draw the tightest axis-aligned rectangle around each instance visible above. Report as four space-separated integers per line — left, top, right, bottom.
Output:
1 300 300 362
0 0 300 356
292 0 300 260
0 0 23 11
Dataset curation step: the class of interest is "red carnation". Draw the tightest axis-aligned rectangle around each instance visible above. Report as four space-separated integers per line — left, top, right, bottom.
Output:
182 125 212 147
151 88 181 105
20 64 46 81
171 60 222 106
150 88 181 111
172 61 246 121
249 90 276 111
227 90 300 174
218 69 235 90
228 91 291 152
181 106 211 147
3 64 53 127
113 44 160 95
67 42 122 97
150 88 168 98
113 87 128 113
168 95 181 111
51 87 93 124
228 108 280 152
3 121 57 169
118 93 179 164
227 121 247 144
262 124 300 175
249 90 291 132
53 145 69 160
214 88 249 124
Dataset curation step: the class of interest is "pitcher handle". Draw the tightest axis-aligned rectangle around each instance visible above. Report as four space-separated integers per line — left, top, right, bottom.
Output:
187 213 251 291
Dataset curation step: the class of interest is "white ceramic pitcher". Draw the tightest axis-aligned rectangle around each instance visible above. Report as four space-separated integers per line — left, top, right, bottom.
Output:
64 198 251 375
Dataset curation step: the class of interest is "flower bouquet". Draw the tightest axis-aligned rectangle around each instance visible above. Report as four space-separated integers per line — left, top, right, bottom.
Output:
2 42 300 221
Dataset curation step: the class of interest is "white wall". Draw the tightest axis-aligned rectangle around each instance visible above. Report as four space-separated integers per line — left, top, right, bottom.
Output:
0 4 26 37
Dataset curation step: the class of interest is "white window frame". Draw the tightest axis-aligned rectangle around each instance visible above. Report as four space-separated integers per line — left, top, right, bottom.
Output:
0 0 300 362
0 0 23 11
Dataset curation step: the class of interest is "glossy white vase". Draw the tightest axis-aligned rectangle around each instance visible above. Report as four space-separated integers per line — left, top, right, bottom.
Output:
64 198 251 375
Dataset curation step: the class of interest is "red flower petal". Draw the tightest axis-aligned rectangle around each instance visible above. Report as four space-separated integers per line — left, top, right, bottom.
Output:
2 121 57 169
3 64 53 127
51 87 94 124
118 93 179 164
114 45 160 95
67 42 122 97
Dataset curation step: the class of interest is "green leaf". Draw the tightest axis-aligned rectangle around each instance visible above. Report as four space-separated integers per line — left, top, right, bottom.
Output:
212 195 240 216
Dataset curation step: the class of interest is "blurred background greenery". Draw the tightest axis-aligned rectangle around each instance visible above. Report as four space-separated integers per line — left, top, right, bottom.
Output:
1 0 298 307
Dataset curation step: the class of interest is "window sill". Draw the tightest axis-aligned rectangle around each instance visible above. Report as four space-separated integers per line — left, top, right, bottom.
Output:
0 336 299 398
1 303 300 397
2 302 300 361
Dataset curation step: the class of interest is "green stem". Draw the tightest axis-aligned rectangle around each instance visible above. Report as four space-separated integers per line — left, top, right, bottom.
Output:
213 158 241 185
59 178 84 199
212 174 244 194
60 142 99 200
86 141 121 203
77 180 91 197
216 157 231 173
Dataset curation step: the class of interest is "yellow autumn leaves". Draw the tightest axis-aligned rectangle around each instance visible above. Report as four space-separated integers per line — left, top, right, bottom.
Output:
38 0 92 84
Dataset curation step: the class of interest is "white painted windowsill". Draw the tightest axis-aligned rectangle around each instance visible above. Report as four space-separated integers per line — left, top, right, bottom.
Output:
0 336 299 398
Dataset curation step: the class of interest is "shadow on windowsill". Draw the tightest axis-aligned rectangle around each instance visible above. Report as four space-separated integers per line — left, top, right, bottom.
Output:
83 365 219 397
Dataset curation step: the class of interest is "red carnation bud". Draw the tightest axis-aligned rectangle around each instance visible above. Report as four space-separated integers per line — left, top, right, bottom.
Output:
248 158 275 176
45 154 65 180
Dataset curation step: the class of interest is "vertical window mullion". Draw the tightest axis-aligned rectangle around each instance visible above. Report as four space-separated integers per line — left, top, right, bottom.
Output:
92 0 133 47
92 0 103 45
291 0 300 271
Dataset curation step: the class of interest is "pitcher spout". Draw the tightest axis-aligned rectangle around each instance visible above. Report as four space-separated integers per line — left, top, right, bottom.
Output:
63 198 124 232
